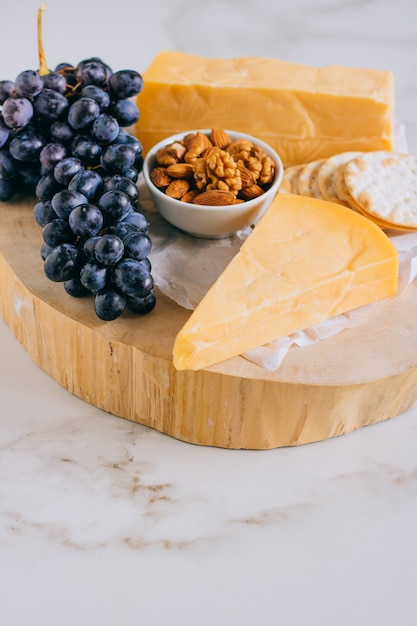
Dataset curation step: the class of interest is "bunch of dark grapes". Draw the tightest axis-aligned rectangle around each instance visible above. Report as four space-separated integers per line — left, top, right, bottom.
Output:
0 57 156 321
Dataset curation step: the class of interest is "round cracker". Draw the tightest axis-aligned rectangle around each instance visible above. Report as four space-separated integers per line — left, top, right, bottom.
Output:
317 151 362 206
297 159 326 199
279 164 304 194
344 151 417 228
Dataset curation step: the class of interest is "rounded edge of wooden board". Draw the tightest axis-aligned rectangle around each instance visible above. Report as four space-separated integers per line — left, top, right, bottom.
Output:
1 197 417 449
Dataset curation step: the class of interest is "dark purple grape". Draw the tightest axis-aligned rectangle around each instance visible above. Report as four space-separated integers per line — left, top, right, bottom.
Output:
36 171 62 201
64 275 91 297
42 218 75 247
83 236 101 259
49 121 75 145
121 210 149 233
109 99 139 127
51 189 88 219
15 160 41 187
33 88 69 123
54 156 83 185
9 127 45 161
43 243 80 282
94 234 124 265
76 57 112 75
102 174 138 205
0 149 17 179
68 203 104 237
41 72 67 94
15 70 43 98
104 221 138 240
76 60 110 87
0 80 14 105
122 165 139 182
97 189 132 223
41 242 54 260
123 232 152 261
140 257 152 272
112 258 153 297
80 260 108 293
101 143 136 175
94 288 126 320
67 97 100 130
91 114 119 144
2 97 33 129
0 178 15 201
40 143 67 170
71 135 102 165
113 130 143 157
67 169 103 201
80 85 110 110
126 290 156 315
0 116 10 148
109 70 143 99
33 200 58 226
54 63 78 90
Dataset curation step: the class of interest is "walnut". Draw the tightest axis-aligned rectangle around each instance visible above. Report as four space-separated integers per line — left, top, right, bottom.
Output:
193 158 210 190
226 140 274 185
245 156 263 181
183 132 213 164
226 139 254 164
193 146 242 196
155 141 186 166
171 141 187 158
258 155 275 185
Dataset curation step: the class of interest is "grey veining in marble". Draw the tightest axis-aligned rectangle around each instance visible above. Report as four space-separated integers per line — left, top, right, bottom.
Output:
1 1 417 624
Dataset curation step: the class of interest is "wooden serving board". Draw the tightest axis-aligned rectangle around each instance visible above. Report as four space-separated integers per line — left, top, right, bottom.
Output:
1 194 417 450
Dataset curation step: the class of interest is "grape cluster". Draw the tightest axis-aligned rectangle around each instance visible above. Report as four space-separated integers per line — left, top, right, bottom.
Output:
0 57 156 321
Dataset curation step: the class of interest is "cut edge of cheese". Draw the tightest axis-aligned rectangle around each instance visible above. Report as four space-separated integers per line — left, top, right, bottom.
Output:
172 193 399 371
135 51 395 167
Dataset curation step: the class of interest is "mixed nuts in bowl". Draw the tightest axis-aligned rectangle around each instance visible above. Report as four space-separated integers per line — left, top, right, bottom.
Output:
142 128 283 238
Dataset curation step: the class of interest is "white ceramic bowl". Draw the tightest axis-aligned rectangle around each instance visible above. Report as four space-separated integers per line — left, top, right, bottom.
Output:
142 129 283 238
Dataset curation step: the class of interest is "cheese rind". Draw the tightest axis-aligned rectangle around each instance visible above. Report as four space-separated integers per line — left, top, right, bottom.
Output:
135 51 394 167
172 193 399 371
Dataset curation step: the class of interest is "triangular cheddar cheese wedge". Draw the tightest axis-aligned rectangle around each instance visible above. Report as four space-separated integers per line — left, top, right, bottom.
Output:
172 193 399 371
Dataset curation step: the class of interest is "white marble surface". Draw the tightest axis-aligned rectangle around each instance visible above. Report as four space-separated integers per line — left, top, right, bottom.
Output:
1 1 417 624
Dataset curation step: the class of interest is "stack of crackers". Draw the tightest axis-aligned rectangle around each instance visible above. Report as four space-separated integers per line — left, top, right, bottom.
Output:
280 151 417 231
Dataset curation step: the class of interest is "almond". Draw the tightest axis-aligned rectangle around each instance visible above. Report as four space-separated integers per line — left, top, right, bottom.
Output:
181 189 201 203
237 164 256 188
192 190 235 206
165 179 190 199
210 128 232 149
166 163 194 179
150 166 172 188
239 184 265 200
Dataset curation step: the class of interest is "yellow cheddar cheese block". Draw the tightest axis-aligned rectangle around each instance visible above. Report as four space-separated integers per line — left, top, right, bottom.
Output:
135 51 395 167
172 193 399 371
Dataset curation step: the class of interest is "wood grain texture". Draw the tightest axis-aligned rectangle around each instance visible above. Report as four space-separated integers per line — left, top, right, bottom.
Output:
1 196 417 449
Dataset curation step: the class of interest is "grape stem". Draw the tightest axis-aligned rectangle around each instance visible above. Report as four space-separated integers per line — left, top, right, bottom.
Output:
38 3 49 76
